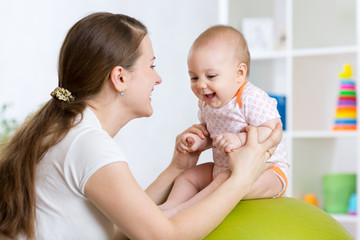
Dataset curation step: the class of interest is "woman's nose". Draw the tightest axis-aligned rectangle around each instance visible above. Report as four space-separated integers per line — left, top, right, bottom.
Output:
155 72 162 85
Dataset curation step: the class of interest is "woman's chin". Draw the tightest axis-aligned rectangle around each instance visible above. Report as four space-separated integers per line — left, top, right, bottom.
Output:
145 111 153 117
139 108 153 118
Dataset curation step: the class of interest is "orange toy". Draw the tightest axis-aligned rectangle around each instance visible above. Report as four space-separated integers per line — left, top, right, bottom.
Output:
304 193 319 207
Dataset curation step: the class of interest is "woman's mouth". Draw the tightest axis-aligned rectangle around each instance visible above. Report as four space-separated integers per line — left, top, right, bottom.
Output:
150 89 154 100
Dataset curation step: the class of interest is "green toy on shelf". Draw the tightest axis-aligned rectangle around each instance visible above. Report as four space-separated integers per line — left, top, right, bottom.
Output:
333 64 357 130
323 173 356 214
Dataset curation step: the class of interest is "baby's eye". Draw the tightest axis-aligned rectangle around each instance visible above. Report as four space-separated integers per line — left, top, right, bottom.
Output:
207 75 217 79
190 77 198 81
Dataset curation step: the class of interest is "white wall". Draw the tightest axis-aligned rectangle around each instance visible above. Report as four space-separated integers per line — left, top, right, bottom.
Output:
0 0 219 188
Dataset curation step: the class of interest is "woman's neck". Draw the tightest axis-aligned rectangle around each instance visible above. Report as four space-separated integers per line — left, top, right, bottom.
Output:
86 94 134 138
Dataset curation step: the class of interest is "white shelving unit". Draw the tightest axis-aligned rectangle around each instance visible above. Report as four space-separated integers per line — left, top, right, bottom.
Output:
219 0 360 238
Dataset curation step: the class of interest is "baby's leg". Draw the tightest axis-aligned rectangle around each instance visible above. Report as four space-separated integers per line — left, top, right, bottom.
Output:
160 166 231 218
243 168 284 200
159 162 213 217
168 169 231 215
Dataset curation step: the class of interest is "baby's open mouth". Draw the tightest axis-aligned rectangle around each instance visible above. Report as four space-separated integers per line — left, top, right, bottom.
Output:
205 93 216 99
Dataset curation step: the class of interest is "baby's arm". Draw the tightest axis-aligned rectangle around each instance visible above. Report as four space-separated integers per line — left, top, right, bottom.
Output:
214 118 281 154
242 118 281 145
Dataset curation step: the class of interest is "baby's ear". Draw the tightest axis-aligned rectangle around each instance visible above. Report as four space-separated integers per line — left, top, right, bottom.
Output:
236 63 247 83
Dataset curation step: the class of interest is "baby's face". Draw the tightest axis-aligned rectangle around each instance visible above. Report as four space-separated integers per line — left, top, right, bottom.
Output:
187 39 246 108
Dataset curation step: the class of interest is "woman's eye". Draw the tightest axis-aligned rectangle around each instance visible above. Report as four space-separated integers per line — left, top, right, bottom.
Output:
151 64 156 69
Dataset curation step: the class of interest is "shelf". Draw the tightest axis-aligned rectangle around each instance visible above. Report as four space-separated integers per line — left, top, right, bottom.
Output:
293 0 357 49
292 53 357 131
251 50 288 60
250 46 358 60
224 0 360 238
291 131 358 139
292 46 358 58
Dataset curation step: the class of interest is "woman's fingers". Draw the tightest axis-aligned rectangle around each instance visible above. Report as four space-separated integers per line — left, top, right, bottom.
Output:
176 124 206 143
265 162 275 169
261 123 282 154
242 126 258 146
188 124 208 139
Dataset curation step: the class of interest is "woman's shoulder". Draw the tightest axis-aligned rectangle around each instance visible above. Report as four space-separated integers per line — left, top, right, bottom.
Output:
49 107 127 172
62 115 127 194
62 108 127 166
68 125 125 162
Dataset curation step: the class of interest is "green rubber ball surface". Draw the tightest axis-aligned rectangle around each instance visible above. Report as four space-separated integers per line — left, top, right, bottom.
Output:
204 197 353 240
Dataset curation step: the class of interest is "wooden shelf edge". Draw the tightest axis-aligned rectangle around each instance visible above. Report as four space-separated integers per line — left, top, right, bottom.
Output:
250 46 358 61
287 131 358 139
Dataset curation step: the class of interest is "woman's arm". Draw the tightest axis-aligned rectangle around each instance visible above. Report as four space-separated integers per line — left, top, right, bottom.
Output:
85 124 282 240
145 124 211 204
144 164 184 205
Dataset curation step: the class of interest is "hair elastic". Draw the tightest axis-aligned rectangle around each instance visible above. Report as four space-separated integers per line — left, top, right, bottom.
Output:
50 87 75 102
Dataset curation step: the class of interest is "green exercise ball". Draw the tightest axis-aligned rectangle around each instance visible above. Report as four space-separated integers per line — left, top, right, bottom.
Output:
204 197 353 240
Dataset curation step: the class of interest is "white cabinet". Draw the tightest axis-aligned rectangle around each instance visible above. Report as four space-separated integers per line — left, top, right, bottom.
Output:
219 0 360 238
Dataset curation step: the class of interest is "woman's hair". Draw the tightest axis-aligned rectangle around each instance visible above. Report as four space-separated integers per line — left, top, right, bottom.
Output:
0 12 147 239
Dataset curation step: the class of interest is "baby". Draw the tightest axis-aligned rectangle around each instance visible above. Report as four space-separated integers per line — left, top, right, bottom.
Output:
160 25 289 217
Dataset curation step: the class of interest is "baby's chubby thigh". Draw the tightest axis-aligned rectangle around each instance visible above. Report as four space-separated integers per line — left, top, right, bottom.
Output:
179 162 214 191
212 148 230 179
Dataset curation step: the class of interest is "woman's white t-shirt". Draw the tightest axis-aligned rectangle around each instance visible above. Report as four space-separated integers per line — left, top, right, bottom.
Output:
28 108 127 239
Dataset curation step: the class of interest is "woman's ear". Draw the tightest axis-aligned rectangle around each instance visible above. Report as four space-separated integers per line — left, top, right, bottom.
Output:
109 66 127 93
236 63 247 83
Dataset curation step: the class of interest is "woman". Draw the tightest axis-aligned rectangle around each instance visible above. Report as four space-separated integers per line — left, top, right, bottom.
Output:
0 12 282 239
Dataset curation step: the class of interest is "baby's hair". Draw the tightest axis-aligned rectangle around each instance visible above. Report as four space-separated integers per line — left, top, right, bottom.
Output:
192 25 251 77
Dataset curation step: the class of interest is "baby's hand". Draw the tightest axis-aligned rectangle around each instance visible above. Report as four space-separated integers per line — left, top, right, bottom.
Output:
177 133 204 153
213 132 242 155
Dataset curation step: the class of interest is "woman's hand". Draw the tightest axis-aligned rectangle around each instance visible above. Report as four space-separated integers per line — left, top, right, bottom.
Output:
228 123 282 186
170 124 211 172
146 124 211 205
